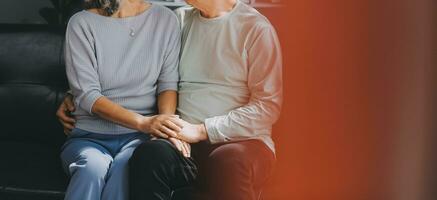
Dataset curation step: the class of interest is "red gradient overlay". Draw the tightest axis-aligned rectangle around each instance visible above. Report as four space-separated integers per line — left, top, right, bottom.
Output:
260 0 435 199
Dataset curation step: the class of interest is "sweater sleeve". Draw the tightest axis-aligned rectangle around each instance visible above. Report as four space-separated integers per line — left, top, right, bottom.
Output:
204 25 283 143
157 16 181 94
65 16 103 115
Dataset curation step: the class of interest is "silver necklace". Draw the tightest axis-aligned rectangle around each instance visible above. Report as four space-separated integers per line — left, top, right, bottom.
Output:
117 15 140 37
115 5 147 37
128 27 136 37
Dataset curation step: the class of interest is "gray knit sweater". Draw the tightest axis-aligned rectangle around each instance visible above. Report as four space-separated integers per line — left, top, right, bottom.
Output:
65 4 180 134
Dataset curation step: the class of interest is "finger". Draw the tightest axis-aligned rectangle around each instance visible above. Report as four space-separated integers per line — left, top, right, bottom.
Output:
184 142 191 157
59 119 74 130
181 141 190 157
168 117 185 128
184 142 191 155
176 140 188 157
56 103 75 123
56 102 67 117
177 140 187 157
63 128 71 136
163 120 182 132
58 118 74 129
169 138 183 153
178 140 187 157
160 125 178 138
153 129 168 139
62 113 76 123
65 96 75 112
58 111 76 123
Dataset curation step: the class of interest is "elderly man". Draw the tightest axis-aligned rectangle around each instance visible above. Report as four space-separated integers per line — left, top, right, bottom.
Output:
57 0 282 199
129 0 282 199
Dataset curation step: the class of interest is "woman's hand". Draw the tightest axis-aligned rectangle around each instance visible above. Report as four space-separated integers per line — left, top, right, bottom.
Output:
56 94 76 135
170 119 208 143
137 115 184 139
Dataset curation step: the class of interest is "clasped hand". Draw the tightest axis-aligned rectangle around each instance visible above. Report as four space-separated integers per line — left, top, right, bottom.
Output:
56 95 207 158
136 115 207 157
138 115 207 144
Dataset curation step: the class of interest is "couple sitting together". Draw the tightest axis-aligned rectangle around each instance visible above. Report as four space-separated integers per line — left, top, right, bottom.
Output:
56 0 282 199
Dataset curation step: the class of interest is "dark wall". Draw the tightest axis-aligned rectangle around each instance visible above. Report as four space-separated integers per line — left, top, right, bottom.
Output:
0 0 53 24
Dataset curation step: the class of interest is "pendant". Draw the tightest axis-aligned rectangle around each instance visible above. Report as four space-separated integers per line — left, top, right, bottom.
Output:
130 29 135 37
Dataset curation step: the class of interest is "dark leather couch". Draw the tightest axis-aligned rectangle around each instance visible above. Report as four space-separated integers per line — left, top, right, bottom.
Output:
0 24 191 200
0 24 69 200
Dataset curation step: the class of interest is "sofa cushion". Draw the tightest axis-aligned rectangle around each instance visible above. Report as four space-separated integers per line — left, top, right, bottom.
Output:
0 141 68 198
0 84 67 144
0 25 66 87
0 25 68 144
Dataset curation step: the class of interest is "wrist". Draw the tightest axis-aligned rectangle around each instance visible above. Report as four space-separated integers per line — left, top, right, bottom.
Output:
136 116 152 132
159 110 176 115
197 124 208 141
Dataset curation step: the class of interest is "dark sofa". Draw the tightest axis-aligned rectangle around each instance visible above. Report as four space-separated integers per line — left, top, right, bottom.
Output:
0 24 69 200
0 24 192 200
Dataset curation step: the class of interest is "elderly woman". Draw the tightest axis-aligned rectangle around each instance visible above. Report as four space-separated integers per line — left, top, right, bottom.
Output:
57 0 191 199
58 0 282 199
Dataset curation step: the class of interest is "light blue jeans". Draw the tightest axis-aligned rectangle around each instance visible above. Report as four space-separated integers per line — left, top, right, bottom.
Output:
60 128 151 200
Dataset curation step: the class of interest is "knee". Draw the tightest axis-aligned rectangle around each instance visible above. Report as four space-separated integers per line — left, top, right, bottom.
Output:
209 143 252 172
70 153 111 182
129 140 177 170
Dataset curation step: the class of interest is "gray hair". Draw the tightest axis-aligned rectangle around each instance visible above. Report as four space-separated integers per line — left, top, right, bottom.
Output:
84 0 120 16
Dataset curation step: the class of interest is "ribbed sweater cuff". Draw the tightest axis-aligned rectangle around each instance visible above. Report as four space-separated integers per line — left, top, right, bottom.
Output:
79 90 103 115
157 82 178 94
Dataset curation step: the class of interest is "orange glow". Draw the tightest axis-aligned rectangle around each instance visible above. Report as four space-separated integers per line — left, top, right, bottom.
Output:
262 1 434 199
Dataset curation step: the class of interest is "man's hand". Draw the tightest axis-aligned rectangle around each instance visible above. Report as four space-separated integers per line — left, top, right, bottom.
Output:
137 115 184 139
168 137 191 157
171 119 208 143
151 137 191 157
56 94 76 135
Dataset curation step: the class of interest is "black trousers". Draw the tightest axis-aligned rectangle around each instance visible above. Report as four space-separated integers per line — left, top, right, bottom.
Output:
128 139 275 200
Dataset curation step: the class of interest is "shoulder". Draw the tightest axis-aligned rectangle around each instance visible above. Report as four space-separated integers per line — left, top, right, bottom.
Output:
233 3 277 41
66 10 90 31
151 5 179 25
235 3 274 31
232 4 279 49
65 10 98 43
